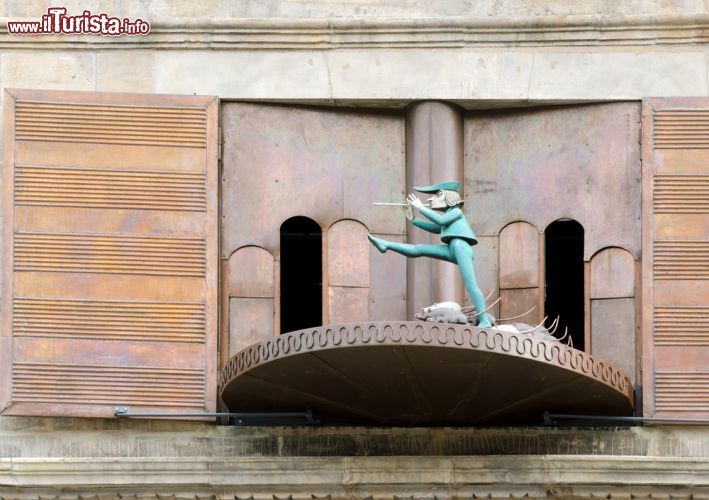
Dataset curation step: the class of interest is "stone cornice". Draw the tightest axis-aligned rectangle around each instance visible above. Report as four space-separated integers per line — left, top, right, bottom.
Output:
1 455 709 497
3 14 709 50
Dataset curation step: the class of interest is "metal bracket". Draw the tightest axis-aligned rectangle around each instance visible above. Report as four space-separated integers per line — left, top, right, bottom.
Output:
113 406 317 426
544 411 709 426
114 406 129 416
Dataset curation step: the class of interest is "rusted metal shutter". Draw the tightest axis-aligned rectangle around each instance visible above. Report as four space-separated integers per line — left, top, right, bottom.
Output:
498 221 542 327
1 89 218 417
642 98 709 418
326 219 370 325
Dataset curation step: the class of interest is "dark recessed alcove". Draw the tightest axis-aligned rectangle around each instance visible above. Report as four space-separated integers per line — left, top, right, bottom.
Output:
545 219 585 350
280 216 322 334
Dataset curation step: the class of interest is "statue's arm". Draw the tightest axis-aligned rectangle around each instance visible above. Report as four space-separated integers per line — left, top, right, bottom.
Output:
412 217 442 234
418 206 463 226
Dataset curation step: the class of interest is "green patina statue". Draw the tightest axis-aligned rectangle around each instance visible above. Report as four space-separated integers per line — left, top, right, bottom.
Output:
368 181 493 328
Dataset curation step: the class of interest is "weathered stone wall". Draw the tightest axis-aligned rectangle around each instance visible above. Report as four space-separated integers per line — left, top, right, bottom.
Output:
3 417 709 458
1 2 709 124
5 0 709 21
2 418 709 497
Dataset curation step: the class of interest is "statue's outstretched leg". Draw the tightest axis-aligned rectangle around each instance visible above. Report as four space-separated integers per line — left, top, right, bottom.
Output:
368 234 491 327
449 239 493 328
368 234 389 253
368 235 453 261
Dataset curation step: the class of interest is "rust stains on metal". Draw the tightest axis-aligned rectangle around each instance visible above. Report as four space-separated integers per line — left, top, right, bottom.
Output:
220 103 406 256
464 103 642 260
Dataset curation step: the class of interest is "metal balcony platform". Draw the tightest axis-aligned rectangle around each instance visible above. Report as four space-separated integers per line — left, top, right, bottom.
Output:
219 322 634 426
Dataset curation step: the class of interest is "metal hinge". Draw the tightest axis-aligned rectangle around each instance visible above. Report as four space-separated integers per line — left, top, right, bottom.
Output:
217 126 223 161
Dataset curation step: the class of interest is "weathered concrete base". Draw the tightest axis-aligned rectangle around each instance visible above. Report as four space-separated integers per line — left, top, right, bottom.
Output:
2 419 709 497
1 455 709 498
3 418 709 458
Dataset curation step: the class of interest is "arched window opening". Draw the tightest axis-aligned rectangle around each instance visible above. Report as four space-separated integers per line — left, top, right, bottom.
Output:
545 219 585 350
280 216 322 334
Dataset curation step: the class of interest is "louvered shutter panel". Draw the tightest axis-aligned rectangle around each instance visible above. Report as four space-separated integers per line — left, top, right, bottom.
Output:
641 98 709 418
1 89 218 417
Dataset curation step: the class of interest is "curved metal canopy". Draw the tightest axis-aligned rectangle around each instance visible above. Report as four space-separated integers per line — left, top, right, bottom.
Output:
220 322 634 426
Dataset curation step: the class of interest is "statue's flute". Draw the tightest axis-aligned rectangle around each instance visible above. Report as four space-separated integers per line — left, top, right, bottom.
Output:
372 201 431 207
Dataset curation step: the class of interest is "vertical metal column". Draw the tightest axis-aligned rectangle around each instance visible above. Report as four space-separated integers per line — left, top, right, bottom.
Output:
405 101 465 318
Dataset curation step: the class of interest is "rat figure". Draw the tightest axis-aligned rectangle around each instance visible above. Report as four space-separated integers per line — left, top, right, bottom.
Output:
415 302 469 325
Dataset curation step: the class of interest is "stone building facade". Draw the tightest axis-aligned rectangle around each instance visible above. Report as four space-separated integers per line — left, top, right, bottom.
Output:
1 1 709 498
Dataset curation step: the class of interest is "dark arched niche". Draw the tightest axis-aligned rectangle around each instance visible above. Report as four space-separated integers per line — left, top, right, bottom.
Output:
545 219 585 350
280 216 322 334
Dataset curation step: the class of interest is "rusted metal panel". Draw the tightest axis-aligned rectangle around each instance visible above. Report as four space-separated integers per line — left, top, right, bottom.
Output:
15 140 206 171
654 281 709 306
654 240 709 280
654 374 709 418
1 95 16 414
0 336 9 413
464 103 641 260
584 261 592 353
219 259 230 374
499 221 539 289
654 174 709 213
642 97 709 418
227 247 275 357
591 298 636 384
498 222 539 325
328 286 369 325
654 149 709 174
13 336 205 368
327 220 370 288
14 206 205 238
0 201 8 409
499 288 538 326
228 246 275 298
13 272 204 302
229 297 274 356
653 106 709 150
1 89 218 418
369 234 406 321
220 322 634 426
590 247 635 299
654 345 709 371
641 99 657 416
405 102 465 315
655 214 709 239
465 235 499 318
221 103 405 257
655 305 709 347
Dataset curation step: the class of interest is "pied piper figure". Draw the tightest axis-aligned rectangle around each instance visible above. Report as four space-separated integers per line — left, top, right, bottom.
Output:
368 181 493 328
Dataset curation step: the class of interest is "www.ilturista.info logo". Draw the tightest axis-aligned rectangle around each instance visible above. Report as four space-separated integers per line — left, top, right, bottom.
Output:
8 7 150 36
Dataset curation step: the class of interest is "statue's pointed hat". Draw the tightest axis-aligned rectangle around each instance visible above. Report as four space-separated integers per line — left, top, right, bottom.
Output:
413 181 460 193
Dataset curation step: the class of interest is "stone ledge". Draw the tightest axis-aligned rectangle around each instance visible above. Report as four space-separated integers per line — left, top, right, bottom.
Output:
1 455 709 498
3 14 709 49
2 424 709 459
